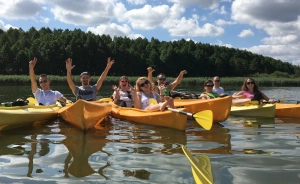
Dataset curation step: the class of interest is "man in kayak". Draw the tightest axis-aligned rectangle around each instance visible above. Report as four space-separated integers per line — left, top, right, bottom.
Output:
147 67 187 99
212 76 225 95
29 57 69 105
65 57 114 101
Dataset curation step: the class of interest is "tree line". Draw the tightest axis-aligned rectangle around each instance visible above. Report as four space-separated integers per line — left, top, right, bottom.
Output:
0 27 299 78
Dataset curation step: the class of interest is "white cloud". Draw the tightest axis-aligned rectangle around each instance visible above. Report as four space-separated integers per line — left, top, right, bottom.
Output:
0 20 16 31
215 19 236 26
40 16 50 24
126 0 146 5
168 0 221 9
215 40 233 48
238 29 254 38
262 35 299 45
50 0 116 26
245 44 300 63
87 23 143 39
212 5 227 14
0 0 43 19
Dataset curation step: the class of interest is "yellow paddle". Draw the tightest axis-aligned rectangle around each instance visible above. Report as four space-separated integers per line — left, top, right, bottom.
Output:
26 97 38 106
148 98 213 130
182 145 213 184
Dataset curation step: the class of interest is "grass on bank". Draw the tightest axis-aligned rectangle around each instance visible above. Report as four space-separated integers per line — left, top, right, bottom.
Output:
1 75 300 87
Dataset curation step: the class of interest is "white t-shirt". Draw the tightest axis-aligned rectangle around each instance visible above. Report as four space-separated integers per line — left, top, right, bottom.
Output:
113 90 133 107
34 88 63 105
213 87 224 95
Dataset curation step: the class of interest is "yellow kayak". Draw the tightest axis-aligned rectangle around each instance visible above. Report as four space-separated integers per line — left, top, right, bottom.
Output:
174 96 232 123
110 102 188 130
0 103 61 130
231 104 275 118
275 103 300 118
182 145 213 184
58 100 112 131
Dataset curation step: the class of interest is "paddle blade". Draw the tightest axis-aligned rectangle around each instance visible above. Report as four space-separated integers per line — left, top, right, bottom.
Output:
182 145 213 184
193 110 213 130
27 97 38 106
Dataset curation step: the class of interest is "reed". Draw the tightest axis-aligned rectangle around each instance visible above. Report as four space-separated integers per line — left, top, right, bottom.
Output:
1 75 300 87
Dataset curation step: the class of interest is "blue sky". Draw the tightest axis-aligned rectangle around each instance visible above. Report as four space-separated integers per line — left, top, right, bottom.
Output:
0 0 300 65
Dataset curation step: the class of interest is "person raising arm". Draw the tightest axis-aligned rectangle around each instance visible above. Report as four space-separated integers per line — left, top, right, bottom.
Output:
65 57 114 101
29 57 68 105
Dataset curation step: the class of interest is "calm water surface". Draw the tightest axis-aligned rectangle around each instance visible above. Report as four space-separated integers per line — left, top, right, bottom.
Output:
0 86 300 184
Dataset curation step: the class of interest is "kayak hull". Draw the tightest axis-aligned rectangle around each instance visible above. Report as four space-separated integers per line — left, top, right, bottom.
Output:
275 103 300 118
174 96 232 123
231 104 275 118
110 103 187 130
58 100 112 131
0 103 61 130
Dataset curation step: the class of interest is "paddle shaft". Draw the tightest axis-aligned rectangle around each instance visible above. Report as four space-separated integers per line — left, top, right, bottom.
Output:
166 107 194 117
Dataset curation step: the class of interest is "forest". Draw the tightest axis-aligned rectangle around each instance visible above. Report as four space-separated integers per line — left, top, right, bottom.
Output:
0 27 299 78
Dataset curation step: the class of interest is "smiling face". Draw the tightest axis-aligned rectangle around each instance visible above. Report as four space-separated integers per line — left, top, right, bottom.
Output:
80 74 91 86
157 74 166 85
136 77 151 92
119 76 129 90
39 76 50 90
204 81 214 93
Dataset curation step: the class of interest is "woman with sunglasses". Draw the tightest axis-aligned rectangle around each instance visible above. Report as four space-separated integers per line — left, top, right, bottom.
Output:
199 80 219 99
232 78 274 104
133 77 174 111
29 57 69 105
112 76 135 107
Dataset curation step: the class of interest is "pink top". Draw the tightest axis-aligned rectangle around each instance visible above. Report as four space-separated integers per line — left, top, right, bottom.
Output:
242 91 254 99
240 91 265 99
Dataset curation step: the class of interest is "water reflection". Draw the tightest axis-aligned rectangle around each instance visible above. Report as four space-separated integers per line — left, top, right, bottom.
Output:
61 122 112 178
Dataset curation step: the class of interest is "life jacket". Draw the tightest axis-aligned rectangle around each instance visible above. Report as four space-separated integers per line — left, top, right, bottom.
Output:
203 92 219 99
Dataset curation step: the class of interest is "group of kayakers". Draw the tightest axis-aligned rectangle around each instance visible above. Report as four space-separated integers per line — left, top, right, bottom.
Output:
29 57 274 111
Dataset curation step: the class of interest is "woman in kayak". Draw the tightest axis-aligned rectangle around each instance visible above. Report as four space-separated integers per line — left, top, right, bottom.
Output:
232 77 274 105
112 76 134 107
133 77 174 111
199 80 219 99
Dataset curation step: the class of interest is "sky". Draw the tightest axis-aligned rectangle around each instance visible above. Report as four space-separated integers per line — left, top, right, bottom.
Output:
0 0 300 66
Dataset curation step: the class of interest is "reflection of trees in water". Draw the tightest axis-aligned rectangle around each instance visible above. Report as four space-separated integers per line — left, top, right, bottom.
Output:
123 169 151 180
186 123 232 154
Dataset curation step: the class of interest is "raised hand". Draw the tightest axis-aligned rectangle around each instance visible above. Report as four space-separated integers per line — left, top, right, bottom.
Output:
181 70 187 75
107 57 115 69
65 58 75 72
147 67 155 73
29 57 37 69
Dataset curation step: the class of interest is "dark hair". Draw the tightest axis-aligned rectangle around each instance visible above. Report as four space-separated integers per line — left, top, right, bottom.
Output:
241 77 259 92
80 72 90 77
204 80 213 86
157 73 166 78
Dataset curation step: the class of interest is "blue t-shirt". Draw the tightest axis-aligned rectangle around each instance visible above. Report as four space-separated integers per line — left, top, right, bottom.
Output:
75 85 98 101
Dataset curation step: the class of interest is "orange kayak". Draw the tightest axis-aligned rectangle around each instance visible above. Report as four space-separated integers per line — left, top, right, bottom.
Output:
110 102 187 130
58 100 112 131
174 96 232 122
275 103 300 118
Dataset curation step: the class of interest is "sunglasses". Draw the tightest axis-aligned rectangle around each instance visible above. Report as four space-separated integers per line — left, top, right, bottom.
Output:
214 80 220 82
246 82 255 85
205 84 214 87
139 80 150 87
120 80 128 83
158 78 166 81
39 80 48 84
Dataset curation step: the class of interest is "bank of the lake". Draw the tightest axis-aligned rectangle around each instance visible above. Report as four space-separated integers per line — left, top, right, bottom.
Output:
1 75 300 86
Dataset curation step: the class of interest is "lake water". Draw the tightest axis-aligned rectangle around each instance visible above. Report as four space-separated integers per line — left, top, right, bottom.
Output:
1 86 300 184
